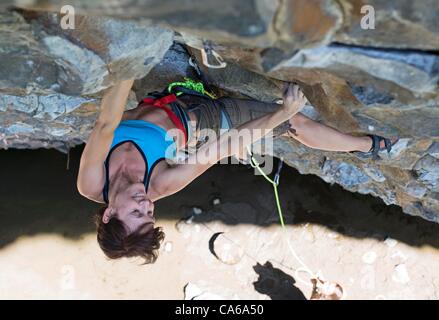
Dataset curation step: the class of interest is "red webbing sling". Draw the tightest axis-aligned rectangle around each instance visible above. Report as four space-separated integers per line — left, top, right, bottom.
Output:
140 94 188 143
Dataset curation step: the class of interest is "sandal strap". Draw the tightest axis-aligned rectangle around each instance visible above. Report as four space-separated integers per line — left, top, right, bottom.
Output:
368 134 393 159
352 135 396 161
384 137 392 153
368 135 380 160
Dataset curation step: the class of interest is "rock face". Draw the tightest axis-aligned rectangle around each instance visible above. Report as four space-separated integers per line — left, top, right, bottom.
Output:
0 10 173 151
0 1 438 222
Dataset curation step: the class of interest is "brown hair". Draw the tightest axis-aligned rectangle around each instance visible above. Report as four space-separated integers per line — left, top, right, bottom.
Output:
95 206 165 264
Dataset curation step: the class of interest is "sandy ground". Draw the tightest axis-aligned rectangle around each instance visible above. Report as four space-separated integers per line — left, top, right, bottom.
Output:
1 147 439 300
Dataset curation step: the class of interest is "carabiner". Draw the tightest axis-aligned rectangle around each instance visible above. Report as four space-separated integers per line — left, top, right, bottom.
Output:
274 159 284 185
201 41 227 69
188 56 202 76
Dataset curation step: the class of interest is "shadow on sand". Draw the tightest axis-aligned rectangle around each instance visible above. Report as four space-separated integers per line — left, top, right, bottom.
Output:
253 261 307 300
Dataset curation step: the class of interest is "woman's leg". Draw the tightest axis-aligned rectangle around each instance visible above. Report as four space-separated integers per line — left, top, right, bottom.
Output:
216 97 395 154
217 97 374 153
288 113 373 152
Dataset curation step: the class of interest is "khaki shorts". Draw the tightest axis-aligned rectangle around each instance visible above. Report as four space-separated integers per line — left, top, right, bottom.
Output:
175 95 290 153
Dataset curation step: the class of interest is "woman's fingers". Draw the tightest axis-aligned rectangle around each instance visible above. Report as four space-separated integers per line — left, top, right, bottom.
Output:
283 82 292 97
283 83 307 106
283 83 297 96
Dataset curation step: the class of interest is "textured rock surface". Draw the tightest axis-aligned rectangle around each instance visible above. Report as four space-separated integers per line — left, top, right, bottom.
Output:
0 2 438 222
0 10 172 151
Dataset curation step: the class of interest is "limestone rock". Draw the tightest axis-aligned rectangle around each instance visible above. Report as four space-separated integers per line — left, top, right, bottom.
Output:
335 0 439 51
0 12 59 95
19 10 174 95
0 2 438 222
428 142 439 159
0 9 171 150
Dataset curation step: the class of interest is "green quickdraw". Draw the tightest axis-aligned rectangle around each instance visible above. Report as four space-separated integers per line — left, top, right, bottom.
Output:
167 77 217 100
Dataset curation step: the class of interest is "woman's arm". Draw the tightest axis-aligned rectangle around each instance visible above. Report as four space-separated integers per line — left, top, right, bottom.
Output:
77 79 134 201
156 84 306 199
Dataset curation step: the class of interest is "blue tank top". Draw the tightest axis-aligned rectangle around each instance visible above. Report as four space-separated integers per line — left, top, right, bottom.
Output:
102 120 177 203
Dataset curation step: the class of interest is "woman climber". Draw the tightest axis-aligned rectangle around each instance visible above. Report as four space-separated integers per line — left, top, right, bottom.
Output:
77 79 396 263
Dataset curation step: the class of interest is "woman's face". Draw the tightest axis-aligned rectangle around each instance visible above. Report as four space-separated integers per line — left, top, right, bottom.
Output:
104 182 155 232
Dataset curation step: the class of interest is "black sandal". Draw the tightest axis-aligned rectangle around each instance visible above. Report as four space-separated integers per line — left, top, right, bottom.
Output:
353 134 397 160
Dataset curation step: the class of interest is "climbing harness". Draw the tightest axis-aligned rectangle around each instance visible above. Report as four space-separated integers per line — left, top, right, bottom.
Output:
139 94 188 143
140 75 218 144
141 76 219 149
